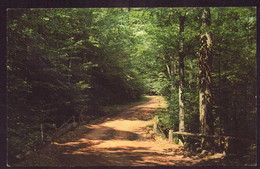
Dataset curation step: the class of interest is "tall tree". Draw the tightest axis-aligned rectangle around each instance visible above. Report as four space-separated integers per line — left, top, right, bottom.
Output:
178 14 186 132
198 7 214 147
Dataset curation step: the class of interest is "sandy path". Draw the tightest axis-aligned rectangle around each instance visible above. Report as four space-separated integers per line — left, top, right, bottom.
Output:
20 96 222 166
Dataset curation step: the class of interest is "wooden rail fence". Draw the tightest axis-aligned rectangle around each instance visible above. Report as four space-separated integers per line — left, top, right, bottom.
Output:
152 116 256 152
16 115 78 160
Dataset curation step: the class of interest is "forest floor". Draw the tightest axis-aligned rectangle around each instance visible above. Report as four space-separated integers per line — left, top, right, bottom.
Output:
18 96 228 166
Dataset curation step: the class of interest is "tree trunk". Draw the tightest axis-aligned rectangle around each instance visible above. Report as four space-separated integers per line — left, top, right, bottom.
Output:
198 7 214 148
179 15 186 133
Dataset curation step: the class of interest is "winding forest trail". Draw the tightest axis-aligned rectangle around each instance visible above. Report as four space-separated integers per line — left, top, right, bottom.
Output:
21 96 223 166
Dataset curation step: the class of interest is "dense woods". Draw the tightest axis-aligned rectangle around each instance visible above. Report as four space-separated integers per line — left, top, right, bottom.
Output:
7 7 256 165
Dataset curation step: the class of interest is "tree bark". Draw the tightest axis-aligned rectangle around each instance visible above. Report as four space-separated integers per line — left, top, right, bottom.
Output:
198 7 214 148
179 15 186 132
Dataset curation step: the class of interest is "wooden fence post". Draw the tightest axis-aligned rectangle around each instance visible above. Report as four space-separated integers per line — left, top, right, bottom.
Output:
72 115 77 127
153 116 159 133
153 120 157 133
79 109 84 124
169 129 173 142
40 123 44 142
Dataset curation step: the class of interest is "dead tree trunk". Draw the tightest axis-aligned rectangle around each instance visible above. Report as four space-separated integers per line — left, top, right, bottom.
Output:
198 7 214 149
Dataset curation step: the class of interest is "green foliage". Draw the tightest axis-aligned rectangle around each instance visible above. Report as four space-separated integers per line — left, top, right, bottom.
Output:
7 7 256 165
7 8 144 163
144 7 256 160
210 7 256 140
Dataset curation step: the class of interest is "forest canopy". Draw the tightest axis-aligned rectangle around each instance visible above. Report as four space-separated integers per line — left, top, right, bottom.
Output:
7 7 256 164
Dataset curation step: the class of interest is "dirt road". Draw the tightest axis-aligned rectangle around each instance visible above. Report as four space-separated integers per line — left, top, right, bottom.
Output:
20 96 223 166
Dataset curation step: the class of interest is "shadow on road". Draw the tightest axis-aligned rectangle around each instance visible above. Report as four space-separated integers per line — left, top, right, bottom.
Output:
52 143 197 166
